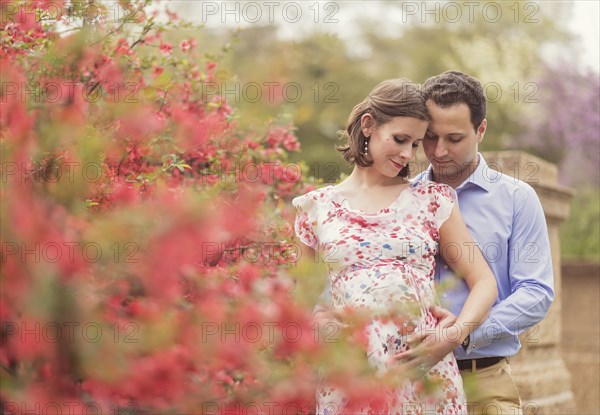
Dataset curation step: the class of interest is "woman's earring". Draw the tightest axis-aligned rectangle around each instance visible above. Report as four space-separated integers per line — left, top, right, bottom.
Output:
364 136 369 156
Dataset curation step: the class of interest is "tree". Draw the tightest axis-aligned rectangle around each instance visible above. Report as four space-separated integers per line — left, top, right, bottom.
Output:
513 64 600 186
190 1 578 181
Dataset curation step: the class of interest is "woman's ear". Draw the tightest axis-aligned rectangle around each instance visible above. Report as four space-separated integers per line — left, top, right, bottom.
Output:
361 113 373 137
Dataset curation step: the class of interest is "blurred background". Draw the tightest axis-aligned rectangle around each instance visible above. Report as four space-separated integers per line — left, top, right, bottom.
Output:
162 2 599 411
166 0 599 261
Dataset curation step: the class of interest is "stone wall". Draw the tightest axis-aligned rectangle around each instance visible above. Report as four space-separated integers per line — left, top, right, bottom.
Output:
561 260 600 415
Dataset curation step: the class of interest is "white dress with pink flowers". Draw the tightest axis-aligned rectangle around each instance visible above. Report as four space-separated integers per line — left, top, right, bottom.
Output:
292 180 467 415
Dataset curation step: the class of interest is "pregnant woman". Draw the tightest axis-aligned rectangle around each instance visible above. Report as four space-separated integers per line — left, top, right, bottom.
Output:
292 79 498 414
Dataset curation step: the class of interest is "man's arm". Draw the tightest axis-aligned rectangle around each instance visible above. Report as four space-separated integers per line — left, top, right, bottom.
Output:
466 185 555 353
395 185 555 369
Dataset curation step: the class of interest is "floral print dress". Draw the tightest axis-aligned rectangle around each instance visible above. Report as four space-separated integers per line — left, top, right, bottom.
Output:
292 180 467 415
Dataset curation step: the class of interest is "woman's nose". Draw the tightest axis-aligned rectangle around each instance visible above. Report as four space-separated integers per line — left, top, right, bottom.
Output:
400 146 414 159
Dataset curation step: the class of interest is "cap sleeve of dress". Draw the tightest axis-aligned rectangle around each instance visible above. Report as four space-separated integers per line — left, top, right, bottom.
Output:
427 182 458 229
292 192 319 249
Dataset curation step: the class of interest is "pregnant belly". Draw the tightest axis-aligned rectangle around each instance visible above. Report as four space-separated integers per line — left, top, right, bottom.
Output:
329 265 442 377
331 264 430 318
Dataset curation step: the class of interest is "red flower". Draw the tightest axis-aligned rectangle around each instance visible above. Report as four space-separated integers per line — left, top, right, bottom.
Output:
179 39 196 52
115 38 131 55
159 41 173 56
152 65 164 78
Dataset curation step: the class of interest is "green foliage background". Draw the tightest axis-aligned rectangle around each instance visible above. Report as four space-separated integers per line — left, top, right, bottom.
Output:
171 0 598 260
561 189 600 260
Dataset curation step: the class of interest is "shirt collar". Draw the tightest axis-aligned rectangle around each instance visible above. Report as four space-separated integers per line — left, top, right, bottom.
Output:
415 153 492 192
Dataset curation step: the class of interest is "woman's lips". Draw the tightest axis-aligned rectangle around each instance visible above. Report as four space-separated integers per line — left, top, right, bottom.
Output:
390 159 404 169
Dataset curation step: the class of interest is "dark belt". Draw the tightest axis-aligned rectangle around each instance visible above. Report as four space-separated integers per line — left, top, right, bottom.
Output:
457 356 505 371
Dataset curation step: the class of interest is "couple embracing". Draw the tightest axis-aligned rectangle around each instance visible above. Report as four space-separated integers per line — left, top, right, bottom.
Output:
292 71 554 415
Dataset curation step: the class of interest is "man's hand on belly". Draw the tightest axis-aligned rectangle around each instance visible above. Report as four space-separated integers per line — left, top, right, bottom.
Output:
391 305 460 375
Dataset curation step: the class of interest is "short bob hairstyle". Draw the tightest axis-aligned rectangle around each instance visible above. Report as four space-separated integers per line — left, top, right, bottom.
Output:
336 79 429 177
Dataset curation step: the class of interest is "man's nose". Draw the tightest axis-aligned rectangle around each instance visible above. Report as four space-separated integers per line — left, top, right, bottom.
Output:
434 140 448 158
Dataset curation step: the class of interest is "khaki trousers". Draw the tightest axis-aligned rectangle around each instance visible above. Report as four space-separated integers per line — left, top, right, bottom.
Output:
460 358 523 415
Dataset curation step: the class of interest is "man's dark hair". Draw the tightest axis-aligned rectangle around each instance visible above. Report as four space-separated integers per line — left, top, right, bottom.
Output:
422 71 486 131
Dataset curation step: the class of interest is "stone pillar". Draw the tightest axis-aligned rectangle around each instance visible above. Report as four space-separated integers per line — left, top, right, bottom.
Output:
561 260 600 414
482 151 576 414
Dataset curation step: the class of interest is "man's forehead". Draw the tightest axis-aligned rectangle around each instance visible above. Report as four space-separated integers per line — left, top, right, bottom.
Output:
426 100 471 115
427 103 472 128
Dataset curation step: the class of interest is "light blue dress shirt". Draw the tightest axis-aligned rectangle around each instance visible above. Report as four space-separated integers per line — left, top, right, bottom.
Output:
414 153 555 359
314 153 555 359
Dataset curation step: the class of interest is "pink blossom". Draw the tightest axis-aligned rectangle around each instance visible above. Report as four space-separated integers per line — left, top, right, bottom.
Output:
159 41 173 56
179 39 196 52
152 65 164 78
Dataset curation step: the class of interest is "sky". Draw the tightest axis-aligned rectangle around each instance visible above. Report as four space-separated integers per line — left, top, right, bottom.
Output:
178 0 599 73
568 1 599 72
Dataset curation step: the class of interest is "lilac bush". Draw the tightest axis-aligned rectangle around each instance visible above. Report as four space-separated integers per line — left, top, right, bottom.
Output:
516 63 600 187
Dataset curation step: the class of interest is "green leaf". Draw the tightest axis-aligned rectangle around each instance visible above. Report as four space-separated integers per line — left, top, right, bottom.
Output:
173 163 191 172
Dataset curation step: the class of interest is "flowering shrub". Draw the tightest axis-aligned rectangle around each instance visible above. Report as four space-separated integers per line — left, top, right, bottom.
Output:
514 63 600 187
0 2 438 413
1 0 314 411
